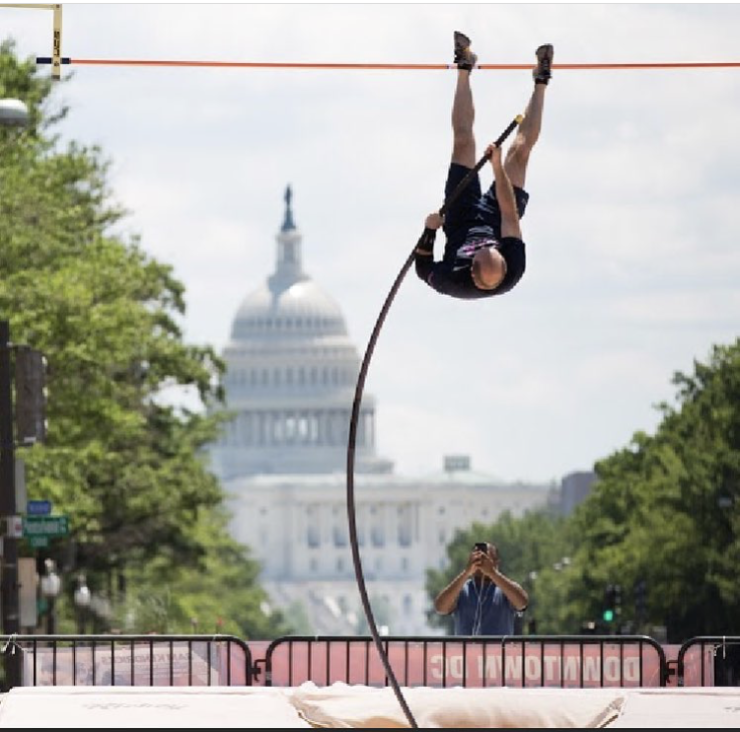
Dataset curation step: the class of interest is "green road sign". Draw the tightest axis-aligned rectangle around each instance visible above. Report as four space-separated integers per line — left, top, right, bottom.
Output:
29 536 49 548
22 515 69 540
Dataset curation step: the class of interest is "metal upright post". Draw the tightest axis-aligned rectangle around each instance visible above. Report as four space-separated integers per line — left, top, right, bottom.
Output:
0 320 21 688
1 99 31 688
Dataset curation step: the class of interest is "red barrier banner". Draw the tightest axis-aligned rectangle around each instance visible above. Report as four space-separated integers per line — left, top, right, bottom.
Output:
260 640 676 688
671 643 716 687
22 642 222 686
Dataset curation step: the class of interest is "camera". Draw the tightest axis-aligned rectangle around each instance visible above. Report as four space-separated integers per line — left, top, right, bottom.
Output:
473 542 487 553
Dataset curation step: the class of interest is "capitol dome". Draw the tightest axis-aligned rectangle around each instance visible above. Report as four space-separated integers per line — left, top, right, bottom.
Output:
231 279 348 342
211 186 393 478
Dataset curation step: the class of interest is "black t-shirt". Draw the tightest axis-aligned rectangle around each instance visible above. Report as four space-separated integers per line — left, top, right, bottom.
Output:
415 233 526 300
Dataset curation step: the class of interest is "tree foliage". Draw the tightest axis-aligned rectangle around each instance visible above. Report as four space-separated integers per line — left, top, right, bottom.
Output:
1 40 290 638
574 341 740 640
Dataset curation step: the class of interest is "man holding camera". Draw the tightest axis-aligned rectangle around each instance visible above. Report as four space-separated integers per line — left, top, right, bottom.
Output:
434 541 529 635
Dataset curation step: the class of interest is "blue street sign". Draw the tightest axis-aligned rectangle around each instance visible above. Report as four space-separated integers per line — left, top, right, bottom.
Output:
27 500 52 516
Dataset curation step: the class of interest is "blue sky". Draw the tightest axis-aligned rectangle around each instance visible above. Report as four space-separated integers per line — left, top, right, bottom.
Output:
3 2 739 483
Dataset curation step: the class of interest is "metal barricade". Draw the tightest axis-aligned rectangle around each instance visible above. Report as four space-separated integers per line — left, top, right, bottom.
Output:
677 636 740 687
259 634 669 688
0 634 255 691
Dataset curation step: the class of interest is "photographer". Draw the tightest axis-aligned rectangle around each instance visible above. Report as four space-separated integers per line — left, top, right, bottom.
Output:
434 541 529 636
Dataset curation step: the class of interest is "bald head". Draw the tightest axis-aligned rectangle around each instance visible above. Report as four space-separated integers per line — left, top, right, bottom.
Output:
471 247 506 290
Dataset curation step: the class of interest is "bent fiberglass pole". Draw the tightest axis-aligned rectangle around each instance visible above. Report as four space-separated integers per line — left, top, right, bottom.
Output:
345 113 523 729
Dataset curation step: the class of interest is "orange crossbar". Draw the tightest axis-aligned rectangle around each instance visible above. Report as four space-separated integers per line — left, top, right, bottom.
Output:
36 58 740 71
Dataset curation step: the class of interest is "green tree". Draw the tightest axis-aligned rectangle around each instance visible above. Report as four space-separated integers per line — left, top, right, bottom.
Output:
1 40 288 638
111 507 291 637
574 341 740 640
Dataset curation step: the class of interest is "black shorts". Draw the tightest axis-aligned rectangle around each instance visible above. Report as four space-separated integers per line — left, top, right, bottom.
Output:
443 162 529 249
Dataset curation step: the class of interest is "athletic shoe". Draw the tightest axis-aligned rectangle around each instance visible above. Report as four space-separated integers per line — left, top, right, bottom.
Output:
454 31 478 72
533 43 554 84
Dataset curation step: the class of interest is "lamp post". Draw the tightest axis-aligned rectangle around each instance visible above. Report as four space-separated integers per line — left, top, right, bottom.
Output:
74 574 91 633
39 559 61 634
0 99 29 127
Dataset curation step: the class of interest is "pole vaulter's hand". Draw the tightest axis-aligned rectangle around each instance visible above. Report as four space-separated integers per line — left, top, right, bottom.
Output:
425 212 444 230
485 142 503 162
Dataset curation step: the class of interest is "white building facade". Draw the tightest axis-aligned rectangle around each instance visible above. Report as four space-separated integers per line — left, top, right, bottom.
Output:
209 188 554 635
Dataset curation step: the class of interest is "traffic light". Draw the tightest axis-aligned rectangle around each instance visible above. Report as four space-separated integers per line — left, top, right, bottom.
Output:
14 346 47 444
602 583 623 624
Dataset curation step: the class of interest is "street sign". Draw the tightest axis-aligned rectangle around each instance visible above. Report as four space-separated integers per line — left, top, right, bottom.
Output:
22 515 69 540
27 500 52 516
